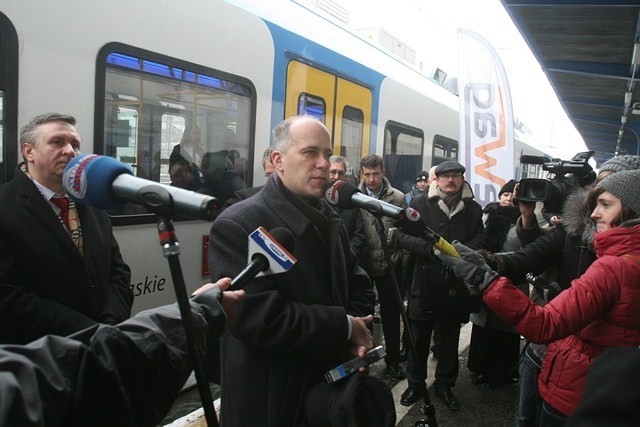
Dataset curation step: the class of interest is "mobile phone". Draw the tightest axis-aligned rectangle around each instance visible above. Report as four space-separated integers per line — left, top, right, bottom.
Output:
324 345 386 384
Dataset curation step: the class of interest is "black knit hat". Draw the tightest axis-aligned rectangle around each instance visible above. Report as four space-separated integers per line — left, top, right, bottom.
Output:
599 155 640 174
415 171 429 182
435 160 465 176
598 170 640 216
499 179 517 197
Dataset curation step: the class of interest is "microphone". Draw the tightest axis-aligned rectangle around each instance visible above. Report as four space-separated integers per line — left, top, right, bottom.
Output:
231 226 297 290
325 179 405 219
325 180 459 257
63 154 219 221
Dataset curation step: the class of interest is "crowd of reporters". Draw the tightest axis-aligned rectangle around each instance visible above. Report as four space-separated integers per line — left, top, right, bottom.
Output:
2 112 640 427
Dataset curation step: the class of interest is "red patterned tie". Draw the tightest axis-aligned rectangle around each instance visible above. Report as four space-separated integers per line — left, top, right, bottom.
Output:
51 196 70 228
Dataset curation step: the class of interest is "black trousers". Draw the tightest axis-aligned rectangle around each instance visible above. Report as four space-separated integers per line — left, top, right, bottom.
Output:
373 273 402 363
406 318 461 388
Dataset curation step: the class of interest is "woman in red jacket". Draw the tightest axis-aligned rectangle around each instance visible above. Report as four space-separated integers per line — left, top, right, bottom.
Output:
438 169 640 427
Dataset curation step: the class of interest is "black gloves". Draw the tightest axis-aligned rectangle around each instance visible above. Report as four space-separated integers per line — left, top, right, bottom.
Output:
435 241 499 295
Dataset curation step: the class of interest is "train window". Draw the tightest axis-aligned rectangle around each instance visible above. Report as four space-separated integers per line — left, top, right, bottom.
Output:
432 135 458 165
96 44 256 221
298 93 326 122
340 106 363 165
0 12 18 184
383 121 424 193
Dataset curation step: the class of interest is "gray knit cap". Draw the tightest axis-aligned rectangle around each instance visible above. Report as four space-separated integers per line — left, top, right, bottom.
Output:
598 170 640 216
599 155 640 173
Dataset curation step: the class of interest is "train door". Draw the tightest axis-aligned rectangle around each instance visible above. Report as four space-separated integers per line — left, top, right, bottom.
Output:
285 60 371 168
0 12 17 184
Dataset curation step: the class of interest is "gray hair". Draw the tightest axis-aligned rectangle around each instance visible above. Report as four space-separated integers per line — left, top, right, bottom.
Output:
329 155 349 168
20 113 77 147
261 147 274 170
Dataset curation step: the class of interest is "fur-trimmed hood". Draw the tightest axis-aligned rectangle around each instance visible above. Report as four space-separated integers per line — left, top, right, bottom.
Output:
561 186 596 248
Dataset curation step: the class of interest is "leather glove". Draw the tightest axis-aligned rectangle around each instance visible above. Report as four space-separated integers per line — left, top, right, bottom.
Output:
435 241 499 295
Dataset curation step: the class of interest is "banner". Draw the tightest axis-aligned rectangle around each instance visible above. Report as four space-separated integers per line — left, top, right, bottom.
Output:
458 28 514 207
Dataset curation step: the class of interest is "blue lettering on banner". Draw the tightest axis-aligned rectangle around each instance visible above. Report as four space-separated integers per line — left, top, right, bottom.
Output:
130 275 167 297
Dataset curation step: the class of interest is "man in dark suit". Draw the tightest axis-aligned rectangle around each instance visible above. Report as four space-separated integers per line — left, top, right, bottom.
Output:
329 155 365 257
209 115 375 427
0 113 133 344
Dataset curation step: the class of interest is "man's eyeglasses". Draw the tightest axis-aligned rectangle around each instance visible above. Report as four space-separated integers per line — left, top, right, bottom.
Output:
438 173 463 179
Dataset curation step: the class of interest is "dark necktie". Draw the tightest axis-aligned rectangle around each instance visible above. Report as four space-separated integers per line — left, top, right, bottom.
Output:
51 196 70 228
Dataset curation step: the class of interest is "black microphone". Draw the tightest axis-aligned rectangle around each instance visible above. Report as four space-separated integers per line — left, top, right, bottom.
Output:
63 154 219 220
231 227 297 290
325 180 459 257
325 180 405 219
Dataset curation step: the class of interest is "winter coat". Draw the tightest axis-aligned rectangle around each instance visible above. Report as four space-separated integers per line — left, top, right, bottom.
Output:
358 177 405 277
483 221 640 416
399 181 487 322
404 184 425 206
471 203 523 331
209 176 374 427
0 287 226 427
0 167 132 344
501 188 596 289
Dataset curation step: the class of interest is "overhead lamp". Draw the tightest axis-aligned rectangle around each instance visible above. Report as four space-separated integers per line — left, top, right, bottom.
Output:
625 91 633 107
633 42 640 66
619 129 624 138
632 102 640 115
622 115 628 124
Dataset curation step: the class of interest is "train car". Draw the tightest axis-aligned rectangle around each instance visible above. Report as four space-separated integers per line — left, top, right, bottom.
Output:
0 0 548 313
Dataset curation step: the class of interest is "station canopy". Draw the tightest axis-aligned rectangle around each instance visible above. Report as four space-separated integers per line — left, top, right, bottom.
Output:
502 0 640 165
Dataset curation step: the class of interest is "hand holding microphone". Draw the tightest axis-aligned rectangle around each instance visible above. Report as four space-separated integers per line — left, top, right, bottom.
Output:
435 241 499 294
325 180 459 257
230 226 296 290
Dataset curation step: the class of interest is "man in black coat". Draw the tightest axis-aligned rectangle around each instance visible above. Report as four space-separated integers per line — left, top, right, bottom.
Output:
396 160 487 411
0 113 132 345
209 116 375 427
329 155 365 257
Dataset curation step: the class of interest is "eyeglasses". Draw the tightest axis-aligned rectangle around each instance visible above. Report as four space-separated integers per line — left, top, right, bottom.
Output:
438 173 463 179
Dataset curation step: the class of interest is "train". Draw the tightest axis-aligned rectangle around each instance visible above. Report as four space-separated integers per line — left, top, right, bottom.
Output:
0 0 549 313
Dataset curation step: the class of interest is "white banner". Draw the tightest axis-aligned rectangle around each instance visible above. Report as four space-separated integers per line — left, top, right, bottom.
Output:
458 28 515 206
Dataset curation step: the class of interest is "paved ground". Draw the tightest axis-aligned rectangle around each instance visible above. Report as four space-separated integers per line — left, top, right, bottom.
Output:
161 323 521 426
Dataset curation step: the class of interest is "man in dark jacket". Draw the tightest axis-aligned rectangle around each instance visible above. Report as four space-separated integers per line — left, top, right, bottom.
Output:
397 160 487 411
0 278 244 427
0 113 132 345
329 155 365 257
358 154 407 379
209 116 375 427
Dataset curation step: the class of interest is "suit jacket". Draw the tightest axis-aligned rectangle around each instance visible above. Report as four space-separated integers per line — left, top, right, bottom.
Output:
0 168 132 344
209 176 374 427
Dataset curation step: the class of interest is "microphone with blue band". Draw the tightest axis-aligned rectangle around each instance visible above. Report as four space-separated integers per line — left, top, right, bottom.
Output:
231 226 297 290
325 180 459 257
63 154 219 221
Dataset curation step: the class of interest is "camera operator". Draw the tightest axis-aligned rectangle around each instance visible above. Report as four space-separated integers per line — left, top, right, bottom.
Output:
483 154 640 427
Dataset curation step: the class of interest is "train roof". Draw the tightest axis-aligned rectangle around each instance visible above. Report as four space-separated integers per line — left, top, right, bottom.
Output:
502 0 640 165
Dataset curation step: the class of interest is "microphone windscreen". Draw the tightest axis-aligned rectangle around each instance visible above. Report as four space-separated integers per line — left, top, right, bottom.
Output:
63 154 132 208
268 227 295 254
325 180 360 208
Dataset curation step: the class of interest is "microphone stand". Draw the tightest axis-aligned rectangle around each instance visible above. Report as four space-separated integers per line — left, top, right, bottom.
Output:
141 185 219 427
372 214 437 427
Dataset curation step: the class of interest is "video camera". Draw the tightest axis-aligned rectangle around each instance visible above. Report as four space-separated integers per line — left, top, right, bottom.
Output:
518 151 596 215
